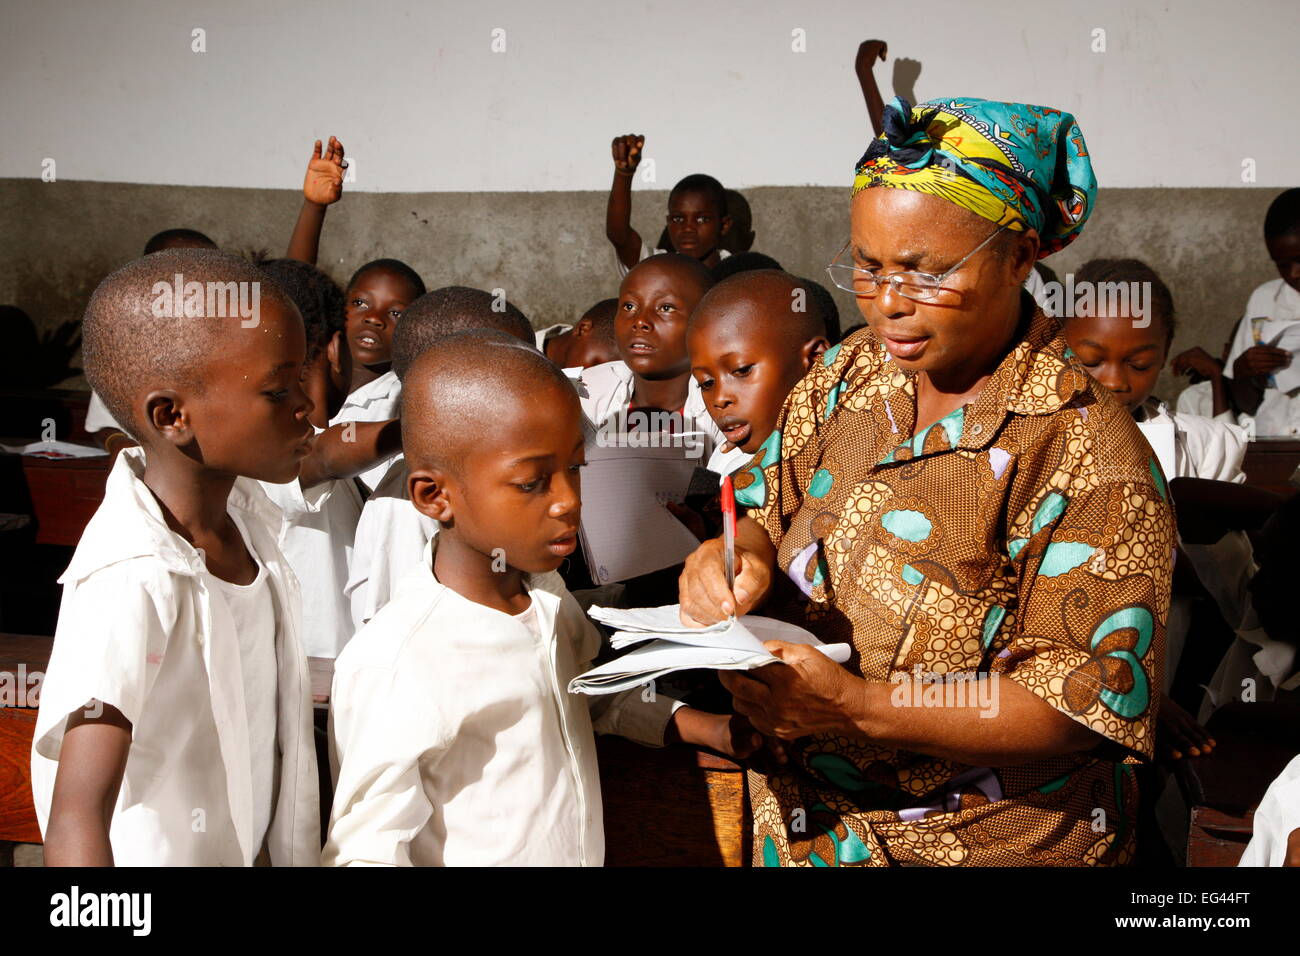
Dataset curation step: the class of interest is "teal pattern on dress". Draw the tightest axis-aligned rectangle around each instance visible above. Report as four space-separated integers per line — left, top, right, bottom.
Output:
880 405 967 463
1090 606 1153 719
881 509 933 542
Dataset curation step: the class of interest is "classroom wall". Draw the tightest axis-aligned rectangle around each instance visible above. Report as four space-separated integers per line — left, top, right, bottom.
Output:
2 0 1296 401
2 0 1297 191
0 178 1280 403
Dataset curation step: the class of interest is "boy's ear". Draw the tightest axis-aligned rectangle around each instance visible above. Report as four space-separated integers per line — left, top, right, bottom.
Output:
801 336 831 371
143 389 192 446
719 214 733 237
409 466 455 524
572 318 594 339
326 330 347 375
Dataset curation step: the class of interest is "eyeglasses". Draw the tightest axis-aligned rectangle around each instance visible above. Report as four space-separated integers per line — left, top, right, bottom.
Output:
825 225 1008 302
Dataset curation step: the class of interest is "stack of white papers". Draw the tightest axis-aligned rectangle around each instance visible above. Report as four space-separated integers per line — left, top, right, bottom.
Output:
577 444 701 584
569 604 851 695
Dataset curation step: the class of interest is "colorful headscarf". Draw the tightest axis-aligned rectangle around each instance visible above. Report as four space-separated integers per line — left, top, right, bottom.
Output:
853 97 1097 258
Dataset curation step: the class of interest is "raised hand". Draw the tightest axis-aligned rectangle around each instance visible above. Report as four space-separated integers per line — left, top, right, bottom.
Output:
855 39 887 73
611 134 644 175
303 136 346 206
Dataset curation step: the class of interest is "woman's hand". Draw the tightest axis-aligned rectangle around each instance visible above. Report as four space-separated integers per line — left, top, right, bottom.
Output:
678 518 775 625
718 641 861 740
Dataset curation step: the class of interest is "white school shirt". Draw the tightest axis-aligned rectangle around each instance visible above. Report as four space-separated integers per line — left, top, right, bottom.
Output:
85 390 123 434
203 545 277 852
705 443 755 477
1134 399 1248 484
260 460 365 659
535 323 572 352
343 455 439 632
323 537 682 867
31 447 319 866
1222 279 1300 437
1239 754 1300 866
328 370 402 491
578 360 726 464
615 243 730 279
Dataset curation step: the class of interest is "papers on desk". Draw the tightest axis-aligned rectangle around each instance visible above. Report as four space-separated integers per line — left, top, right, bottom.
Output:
569 603 852 695
0 440 108 460
578 442 701 584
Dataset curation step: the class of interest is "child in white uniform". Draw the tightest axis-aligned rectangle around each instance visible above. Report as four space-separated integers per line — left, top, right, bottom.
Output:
345 285 536 629
581 254 726 465
33 250 320 865
330 259 425 490
604 137 732 279
324 332 759 866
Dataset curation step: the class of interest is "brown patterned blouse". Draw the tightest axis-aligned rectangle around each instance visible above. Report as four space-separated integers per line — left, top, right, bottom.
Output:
733 303 1174 866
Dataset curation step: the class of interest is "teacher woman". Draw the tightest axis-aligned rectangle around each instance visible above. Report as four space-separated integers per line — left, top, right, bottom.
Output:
680 97 1174 866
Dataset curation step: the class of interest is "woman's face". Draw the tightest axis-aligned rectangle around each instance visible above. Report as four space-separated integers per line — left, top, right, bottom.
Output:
849 189 1036 385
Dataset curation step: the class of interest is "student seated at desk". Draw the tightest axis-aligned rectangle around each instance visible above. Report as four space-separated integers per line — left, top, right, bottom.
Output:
1175 188 1300 436
324 331 759 866
345 286 534 632
33 249 319 866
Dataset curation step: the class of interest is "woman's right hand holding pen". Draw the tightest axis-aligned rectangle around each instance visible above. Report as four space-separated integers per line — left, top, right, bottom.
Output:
678 516 776 626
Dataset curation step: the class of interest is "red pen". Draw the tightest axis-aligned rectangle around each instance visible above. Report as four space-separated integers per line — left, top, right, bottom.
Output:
720 474 736 612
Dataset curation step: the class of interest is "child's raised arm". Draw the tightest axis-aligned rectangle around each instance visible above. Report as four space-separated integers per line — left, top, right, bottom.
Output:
606 133 646 270
287 136 346 265
43 702 132 866
855 40 888 137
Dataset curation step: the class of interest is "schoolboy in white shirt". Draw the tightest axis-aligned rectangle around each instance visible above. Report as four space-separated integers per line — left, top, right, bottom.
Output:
324 332 760 866
344 286 535 630
579 254 728 464
330 259 425 490
33 250 320 865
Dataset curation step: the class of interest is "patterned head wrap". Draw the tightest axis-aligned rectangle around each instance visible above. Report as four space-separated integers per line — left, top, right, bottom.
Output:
853 97 1097 258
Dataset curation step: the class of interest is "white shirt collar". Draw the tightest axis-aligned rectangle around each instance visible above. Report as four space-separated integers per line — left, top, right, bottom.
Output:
60 446 285 584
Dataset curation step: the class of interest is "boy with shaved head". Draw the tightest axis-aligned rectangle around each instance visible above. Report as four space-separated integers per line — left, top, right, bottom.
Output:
33 249 321 866
324 331 759 866
688 269 832 476
345 286 536 631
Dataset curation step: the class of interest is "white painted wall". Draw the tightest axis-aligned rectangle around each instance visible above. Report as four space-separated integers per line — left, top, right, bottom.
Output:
2 0 1296 191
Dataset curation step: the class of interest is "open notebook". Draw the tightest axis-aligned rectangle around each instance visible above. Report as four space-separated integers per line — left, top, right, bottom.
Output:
569 604 852 695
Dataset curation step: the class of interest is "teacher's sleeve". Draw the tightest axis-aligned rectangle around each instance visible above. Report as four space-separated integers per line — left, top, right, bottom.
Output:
992 431 1175 761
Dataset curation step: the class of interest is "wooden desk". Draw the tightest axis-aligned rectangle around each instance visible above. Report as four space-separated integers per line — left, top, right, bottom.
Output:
1241 438 1300 498
1181 701 1300 866
12 453 111 547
